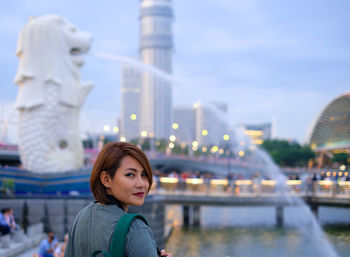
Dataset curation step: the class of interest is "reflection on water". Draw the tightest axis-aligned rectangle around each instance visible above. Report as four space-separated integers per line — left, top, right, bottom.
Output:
166 226 350 257
165 206 350 257
325 226 350 257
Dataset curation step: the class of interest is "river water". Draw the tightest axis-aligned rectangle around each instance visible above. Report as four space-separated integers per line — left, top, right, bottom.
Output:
165 206 350 257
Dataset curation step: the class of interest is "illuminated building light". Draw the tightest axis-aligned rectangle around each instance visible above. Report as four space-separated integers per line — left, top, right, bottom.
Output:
113 126 119 133
192 141 199 147
192 146 198 151
185 178 204 185
202 129 208 136
169 142 175 149
339 164 346 171
238 151 245 157
120 137 126 142
244 130 263 136
261 180 276 186
318 181 333 186
253 139 264 145
235 180 252 185
287 180 302 186
160 177 179 183
202 146 207 152
169 135 176 142
210 179 228 186
218 149 224 155
223 134 230 141
130 114 137 120
339 181 350 186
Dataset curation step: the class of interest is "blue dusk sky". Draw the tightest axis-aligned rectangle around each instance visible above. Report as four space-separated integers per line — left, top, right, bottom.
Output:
1 0 349 143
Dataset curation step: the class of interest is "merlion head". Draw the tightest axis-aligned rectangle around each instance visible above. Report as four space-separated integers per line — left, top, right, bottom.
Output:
14 14 92 85
14 14 93 109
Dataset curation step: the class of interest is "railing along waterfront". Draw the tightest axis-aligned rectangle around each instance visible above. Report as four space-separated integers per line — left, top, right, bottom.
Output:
150 177 350 198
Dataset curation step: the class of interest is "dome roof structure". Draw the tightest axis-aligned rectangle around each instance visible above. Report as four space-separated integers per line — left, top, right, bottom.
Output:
308 92 350 151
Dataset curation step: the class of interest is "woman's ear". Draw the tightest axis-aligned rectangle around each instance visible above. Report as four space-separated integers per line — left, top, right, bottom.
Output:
100 171 111 188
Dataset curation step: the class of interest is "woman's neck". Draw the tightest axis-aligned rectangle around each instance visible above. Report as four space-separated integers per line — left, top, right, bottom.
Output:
105 194 127 211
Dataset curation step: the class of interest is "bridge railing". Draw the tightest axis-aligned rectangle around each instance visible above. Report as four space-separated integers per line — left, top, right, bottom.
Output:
150 177 350 197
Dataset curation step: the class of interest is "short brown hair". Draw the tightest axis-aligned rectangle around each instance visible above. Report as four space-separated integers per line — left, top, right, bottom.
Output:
90 142 153 204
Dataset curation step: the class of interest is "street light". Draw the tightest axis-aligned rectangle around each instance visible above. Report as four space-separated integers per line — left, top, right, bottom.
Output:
202 129 208 136
103 125 110 132
113 126 119 133
210 146 218 153
169 135 176 142
130 114 137 120
172 123 179 130
140 130 148 138
120 136 126 142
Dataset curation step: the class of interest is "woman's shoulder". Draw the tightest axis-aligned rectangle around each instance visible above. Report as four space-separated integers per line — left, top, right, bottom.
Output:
81 201 125 218
129 216 151 230
125 215 158 257
72 201 125 229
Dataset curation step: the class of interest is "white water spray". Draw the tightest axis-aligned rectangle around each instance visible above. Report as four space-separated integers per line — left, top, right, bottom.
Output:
92 53 184 85
234 128 339 257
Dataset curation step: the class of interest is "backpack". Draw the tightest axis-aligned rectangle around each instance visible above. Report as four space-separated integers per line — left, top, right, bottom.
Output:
91 214 148 257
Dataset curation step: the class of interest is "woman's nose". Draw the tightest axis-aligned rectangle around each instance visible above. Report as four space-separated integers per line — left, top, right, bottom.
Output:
135 175 146 187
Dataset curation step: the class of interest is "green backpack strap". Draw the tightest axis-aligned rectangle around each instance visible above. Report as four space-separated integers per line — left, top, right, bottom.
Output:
109 214 149 257
90 250 112 257
90 214 148 257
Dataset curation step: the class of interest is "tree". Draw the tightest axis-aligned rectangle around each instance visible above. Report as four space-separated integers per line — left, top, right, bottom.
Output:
332 153 349 165
261 139 315 167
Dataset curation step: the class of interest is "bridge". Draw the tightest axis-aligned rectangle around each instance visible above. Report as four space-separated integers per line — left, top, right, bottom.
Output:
1 162 349 226
148 177 350 226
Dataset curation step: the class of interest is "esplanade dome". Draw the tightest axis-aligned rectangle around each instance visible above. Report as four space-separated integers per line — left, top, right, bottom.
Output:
308 92 350 151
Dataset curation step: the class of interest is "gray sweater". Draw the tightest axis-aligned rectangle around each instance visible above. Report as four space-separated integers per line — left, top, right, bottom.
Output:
64 201 158 257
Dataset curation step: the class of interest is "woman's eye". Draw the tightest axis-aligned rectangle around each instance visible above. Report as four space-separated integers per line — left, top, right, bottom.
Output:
142 172 148 177
126 173 135 177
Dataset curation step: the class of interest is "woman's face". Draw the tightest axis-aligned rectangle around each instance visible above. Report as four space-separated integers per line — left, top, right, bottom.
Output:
104 155 149 210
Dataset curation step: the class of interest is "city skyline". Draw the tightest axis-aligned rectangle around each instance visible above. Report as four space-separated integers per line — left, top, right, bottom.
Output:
1 0 350 143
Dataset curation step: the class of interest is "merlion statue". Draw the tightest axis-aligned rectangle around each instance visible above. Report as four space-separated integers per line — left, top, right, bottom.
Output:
14 14 93 172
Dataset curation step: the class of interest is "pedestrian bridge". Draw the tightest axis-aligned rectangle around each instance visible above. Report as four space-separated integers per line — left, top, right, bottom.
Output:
149 177 350 226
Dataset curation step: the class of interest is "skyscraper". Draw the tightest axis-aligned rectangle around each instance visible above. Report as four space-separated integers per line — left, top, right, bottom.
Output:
194 102 229 146
139 0 174 139
173 106 196 144
120 64 141 141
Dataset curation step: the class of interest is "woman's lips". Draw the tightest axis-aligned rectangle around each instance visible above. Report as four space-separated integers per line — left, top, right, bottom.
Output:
133 192 145 198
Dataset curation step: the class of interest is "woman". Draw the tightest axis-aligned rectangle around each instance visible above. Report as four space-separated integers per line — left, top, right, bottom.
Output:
64 142 171 257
